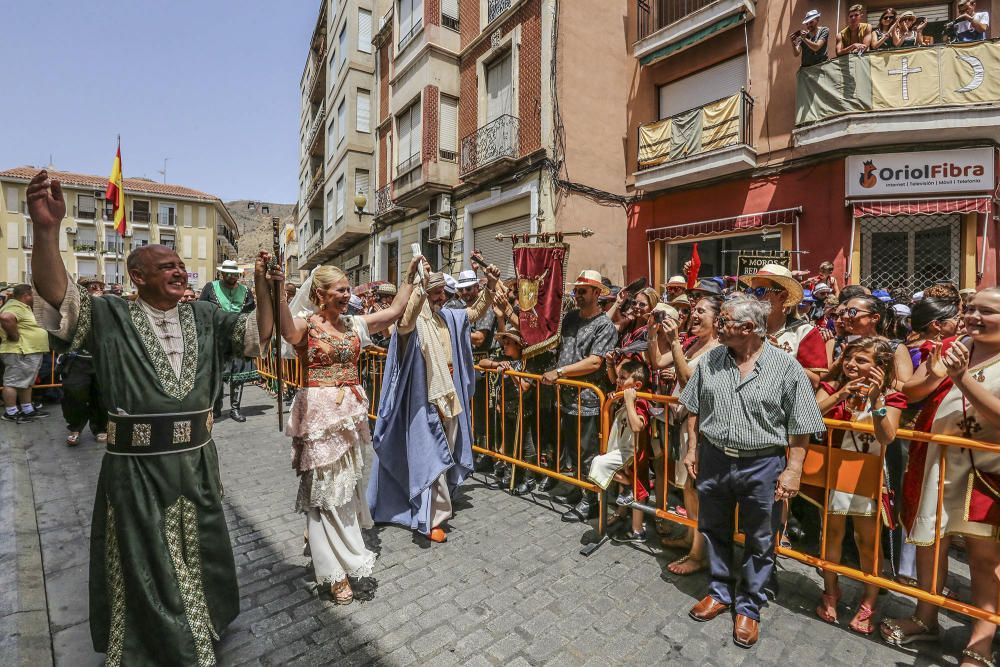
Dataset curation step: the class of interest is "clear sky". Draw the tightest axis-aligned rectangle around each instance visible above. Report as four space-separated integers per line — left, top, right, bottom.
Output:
3 1 318 203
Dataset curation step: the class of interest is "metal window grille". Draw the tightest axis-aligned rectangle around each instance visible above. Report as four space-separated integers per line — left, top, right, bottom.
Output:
859 214 960 299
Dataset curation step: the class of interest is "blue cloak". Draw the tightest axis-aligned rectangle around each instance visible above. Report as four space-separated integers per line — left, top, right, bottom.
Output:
367 307 476 535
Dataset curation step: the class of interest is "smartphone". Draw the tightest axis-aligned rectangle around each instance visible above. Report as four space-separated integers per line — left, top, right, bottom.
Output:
651 310 666 324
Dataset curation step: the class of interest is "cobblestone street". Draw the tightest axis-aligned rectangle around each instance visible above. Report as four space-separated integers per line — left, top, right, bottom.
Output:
1 387 975 666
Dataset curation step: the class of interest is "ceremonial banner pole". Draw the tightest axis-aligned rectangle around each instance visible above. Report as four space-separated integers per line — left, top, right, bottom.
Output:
271 216 284 432
492 228 594 242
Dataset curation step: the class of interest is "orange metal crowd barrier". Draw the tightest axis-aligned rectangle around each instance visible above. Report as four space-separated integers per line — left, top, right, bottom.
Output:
603 390 1000 627
31 351 61 389
255 342 304 390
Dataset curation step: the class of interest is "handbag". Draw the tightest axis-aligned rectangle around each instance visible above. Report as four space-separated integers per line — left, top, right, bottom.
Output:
965 449 1000 527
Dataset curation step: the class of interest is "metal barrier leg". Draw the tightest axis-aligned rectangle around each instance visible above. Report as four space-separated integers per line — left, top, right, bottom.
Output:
580 490 608 557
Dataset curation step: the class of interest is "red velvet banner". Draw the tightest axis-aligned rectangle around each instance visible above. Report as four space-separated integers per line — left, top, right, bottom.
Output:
513 240 569 359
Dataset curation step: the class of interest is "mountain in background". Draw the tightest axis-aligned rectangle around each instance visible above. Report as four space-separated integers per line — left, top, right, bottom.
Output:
224 200 296 263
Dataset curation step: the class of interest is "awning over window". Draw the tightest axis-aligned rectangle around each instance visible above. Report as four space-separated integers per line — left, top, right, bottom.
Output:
851 197 992 218
646 207 801 242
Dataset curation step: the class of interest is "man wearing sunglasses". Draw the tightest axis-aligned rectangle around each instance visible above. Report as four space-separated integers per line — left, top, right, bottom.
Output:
739 264 829 386
680 295 825 648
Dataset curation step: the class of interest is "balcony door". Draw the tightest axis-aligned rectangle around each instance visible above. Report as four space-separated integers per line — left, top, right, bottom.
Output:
860 214 961 300
486 53 512 122
658 55 746 120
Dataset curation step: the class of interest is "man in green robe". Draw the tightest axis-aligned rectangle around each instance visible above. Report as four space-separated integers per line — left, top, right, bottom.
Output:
26 170 279 667
199 260 257 422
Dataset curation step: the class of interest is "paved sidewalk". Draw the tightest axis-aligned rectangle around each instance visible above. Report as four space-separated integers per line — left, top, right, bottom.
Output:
3 387 976 665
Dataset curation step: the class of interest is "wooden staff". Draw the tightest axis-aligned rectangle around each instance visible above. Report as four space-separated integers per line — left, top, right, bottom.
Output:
271 216 284 432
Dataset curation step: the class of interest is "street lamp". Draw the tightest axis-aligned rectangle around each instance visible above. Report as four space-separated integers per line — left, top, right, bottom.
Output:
354 192 369 216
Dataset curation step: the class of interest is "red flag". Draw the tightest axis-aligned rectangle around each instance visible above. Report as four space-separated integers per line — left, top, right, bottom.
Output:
686 243 701 289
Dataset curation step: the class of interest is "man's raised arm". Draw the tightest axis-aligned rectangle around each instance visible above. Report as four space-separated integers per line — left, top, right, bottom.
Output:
26 171 69 307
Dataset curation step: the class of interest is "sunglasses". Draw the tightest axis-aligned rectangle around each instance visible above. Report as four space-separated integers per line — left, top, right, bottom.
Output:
744 286 784 298
882 14 896 20
845 307 872 318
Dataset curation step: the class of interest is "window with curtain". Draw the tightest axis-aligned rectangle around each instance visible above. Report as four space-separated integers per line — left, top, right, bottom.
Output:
486 52 513 121
338 25 347 69
396 100 422 173
77 194 96 219
338 99 346 142
398 0 423 49
336 176 345 220
439 95 458 160
358 9 373 53
356 89 370 133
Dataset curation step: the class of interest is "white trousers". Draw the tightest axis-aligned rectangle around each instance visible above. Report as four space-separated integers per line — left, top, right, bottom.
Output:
428 415 460 529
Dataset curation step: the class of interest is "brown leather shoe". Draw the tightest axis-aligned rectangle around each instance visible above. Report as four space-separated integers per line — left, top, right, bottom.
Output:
428 527 447 543
733 614 759 648
689 596 730 622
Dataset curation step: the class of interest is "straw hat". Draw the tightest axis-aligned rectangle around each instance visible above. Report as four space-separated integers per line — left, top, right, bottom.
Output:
572 270 611 296
668 293 691 308
663 275 687 289
455 269 479 289
494 329 524 346
739 263 805 308
652 303 679 320
376 283 397 297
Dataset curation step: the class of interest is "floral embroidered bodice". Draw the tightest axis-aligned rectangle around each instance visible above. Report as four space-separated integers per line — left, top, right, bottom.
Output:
299 315 361 387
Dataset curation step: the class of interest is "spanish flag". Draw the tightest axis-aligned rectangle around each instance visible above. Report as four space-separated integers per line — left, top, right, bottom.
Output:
105 139 126 237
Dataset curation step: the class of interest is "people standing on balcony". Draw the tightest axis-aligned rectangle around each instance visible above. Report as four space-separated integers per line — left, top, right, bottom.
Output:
952 0 990 42
681 295 825 649
0 284 50 423
871 9 899 50
792 10 830 67
836 4 873 56
276 260 418 604
59 277 108 446
538 270 617 522
200 260 258 422
884 288 1000 667
892 11 927 47
369 262 501 544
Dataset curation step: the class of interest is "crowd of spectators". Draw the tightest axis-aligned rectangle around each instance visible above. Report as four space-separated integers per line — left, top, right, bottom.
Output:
793 2 991 68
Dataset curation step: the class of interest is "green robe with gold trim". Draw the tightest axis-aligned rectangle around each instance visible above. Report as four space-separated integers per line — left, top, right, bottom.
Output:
38 284 254 667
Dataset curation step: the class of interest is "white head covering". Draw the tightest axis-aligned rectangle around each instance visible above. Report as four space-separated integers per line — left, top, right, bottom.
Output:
282 267 319 358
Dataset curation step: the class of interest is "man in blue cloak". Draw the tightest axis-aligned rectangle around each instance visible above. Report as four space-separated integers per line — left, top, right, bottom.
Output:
368 264 500 543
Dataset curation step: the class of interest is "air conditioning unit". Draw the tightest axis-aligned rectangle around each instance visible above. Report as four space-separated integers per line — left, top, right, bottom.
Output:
429 193 451 218
95 190 106 199
65 227 77 235
431 217 452 242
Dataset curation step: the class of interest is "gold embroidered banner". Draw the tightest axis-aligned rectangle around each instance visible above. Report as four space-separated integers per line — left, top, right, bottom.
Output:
871 47 940 109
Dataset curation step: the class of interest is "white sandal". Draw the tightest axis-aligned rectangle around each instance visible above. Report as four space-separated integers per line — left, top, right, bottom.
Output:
66 432 80 447
880 616 939 646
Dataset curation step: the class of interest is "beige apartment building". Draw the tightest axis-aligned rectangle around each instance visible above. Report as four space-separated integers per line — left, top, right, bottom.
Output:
0 167 238 289
625 0 1000 294
297 0 378 286
368 0 631 283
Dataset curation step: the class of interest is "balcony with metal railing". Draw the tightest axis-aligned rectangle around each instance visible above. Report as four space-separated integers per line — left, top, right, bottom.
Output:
487 0 513 25
21 234 32 249
634 0 754 66
306 46 327 104
306 103 326 157
305 167 325 208
460 114 520 183
373 183 406 224
634 90 755 191
793 42 1000 152
73 240 97 254
131 210 151 224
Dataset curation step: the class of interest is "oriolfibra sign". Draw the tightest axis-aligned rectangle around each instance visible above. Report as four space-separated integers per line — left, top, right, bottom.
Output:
846 147 994 198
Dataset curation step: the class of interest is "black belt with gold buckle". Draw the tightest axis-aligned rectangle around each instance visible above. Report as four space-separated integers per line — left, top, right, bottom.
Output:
106 409 214 455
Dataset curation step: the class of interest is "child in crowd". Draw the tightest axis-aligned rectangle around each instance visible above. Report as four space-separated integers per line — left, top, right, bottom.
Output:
587 359 651 543
813 337 906 634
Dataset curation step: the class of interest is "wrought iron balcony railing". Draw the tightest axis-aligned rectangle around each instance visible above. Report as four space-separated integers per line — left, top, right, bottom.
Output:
306 103 326 153
637 0 720 40
374 185 396 216
488 0 512 24
460 114 519 177
637 90 753 170
131 210 151 223
73 241 97 253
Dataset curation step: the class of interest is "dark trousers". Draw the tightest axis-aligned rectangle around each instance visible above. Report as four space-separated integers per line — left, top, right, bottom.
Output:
473 373 488 447
697 443 785 621
60 356 107 435
558 412 601 475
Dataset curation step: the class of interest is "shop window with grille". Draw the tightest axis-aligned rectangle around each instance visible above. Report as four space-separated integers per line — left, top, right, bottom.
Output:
472 216 530 279
860 214 960 299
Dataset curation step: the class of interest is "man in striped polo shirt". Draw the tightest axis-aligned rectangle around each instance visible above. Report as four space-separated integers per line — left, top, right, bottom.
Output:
680 294 825 648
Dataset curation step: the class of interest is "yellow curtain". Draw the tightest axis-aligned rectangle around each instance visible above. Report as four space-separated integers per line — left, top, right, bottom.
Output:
700 93 742 152
941 41 1000 105
638 118 671 169
870 47 940 109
